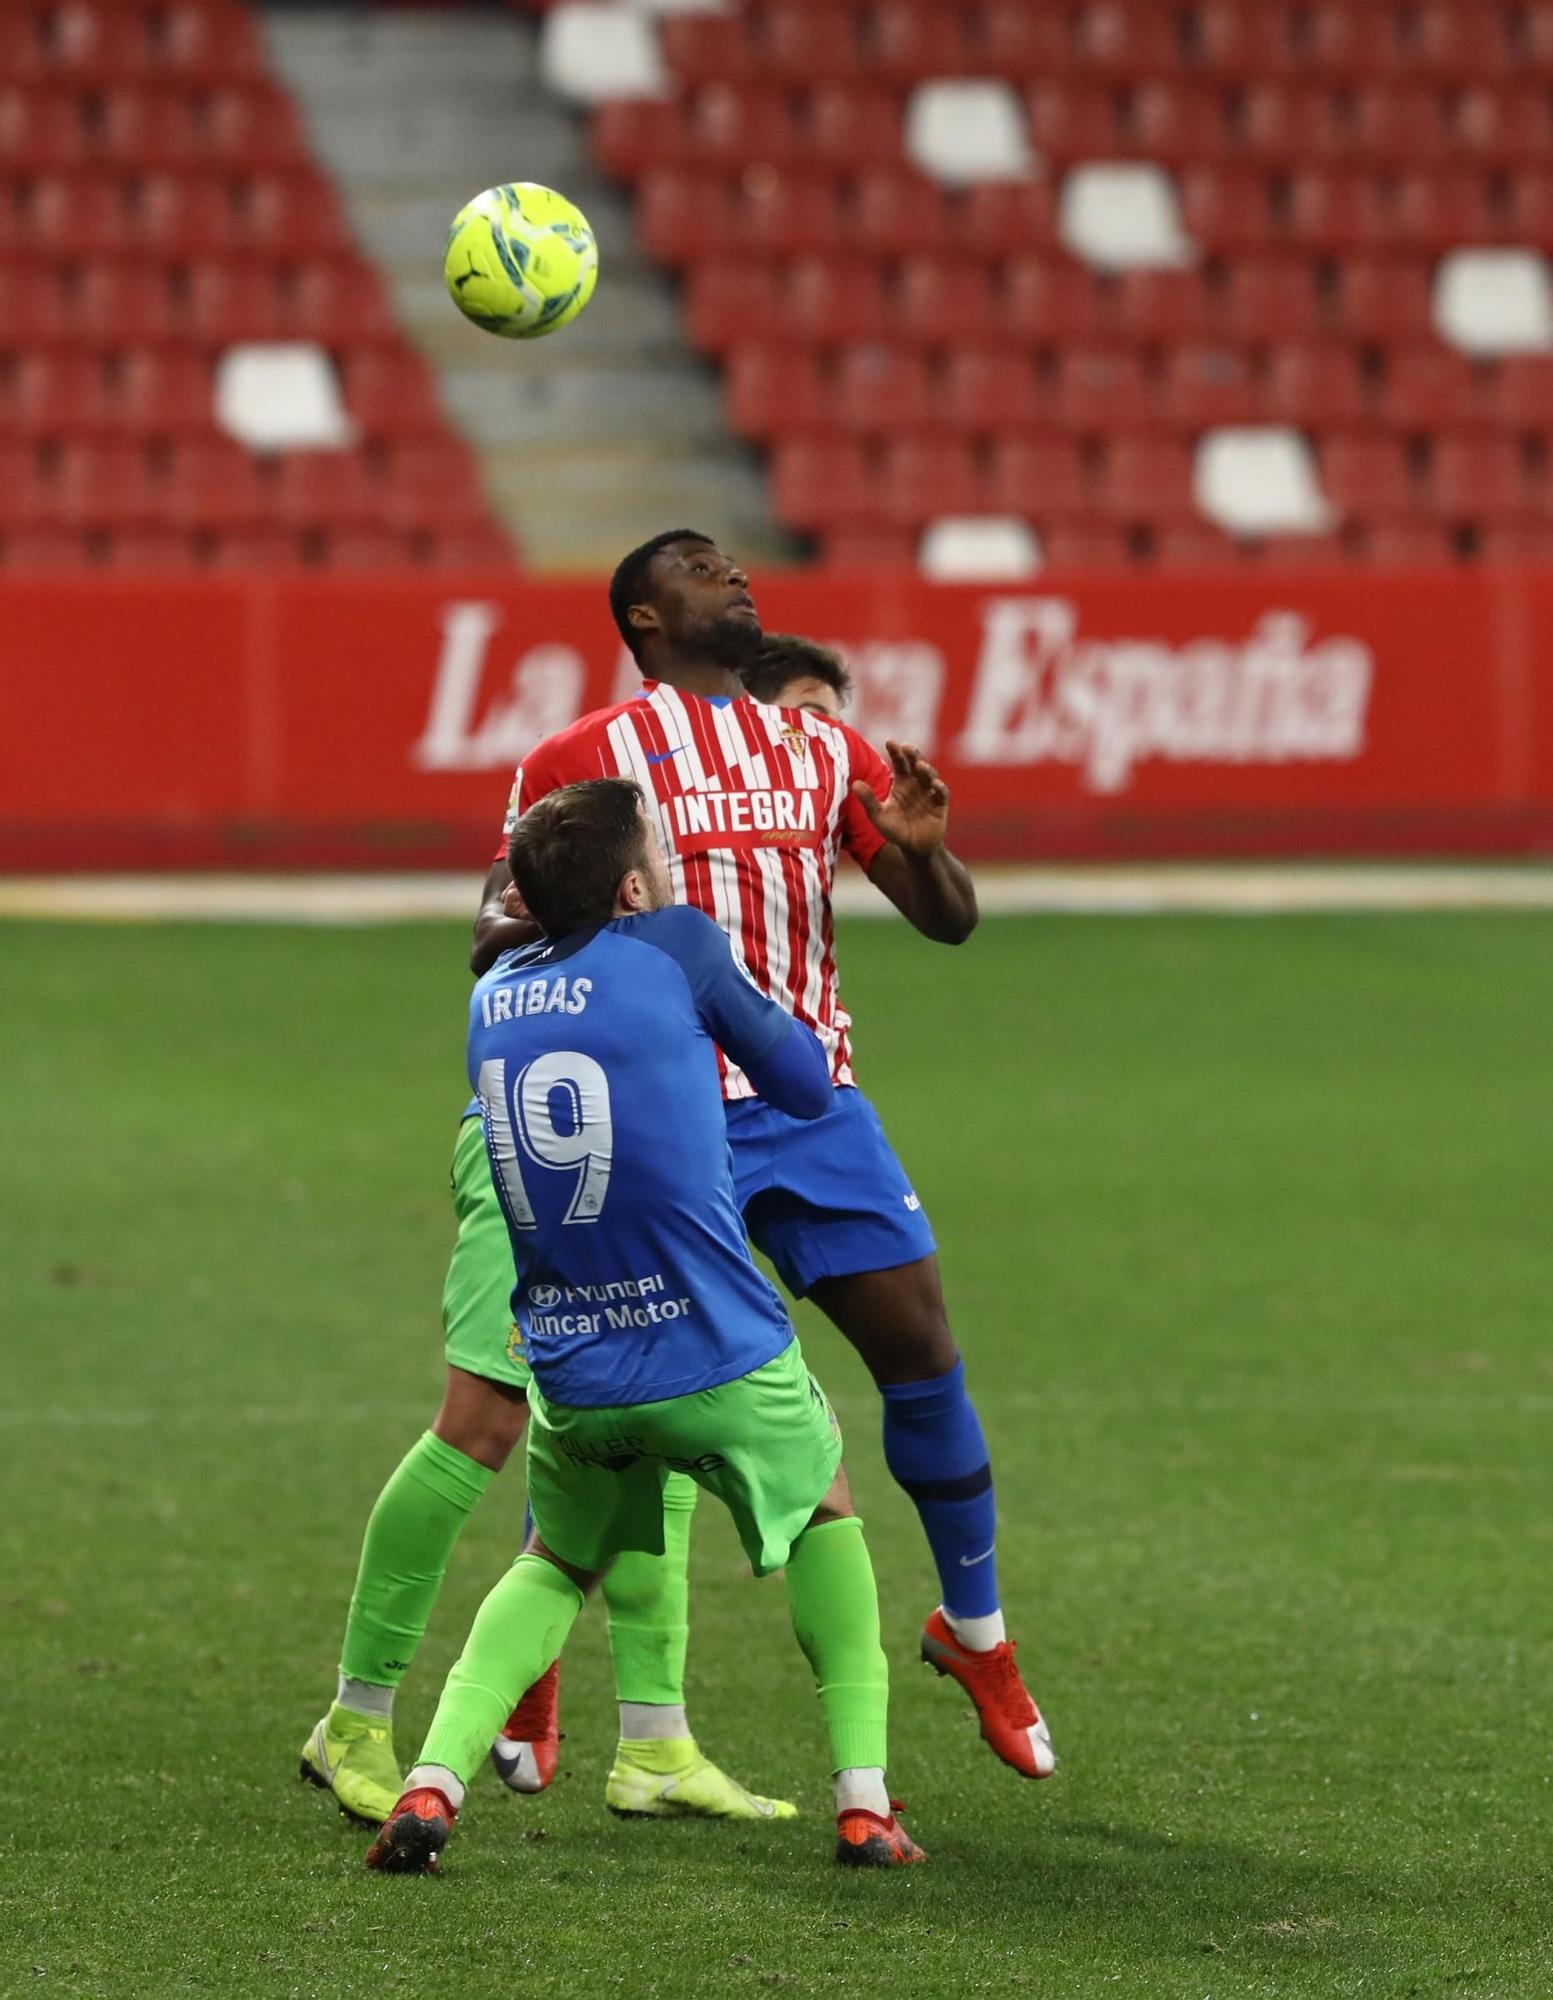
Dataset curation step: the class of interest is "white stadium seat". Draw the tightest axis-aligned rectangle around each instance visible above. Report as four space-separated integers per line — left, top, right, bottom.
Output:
540 3 669 104
1194 427 1334 536
1059 163 1196 271
215 343 356 452
1433 249 1553 357
919 516 1042 580
904 81 1033 187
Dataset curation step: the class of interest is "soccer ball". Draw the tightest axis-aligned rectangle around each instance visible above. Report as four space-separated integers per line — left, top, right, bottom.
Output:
443 182 599 340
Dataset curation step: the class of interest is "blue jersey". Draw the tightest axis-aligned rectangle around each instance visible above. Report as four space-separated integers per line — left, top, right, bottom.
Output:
468 905 831 1408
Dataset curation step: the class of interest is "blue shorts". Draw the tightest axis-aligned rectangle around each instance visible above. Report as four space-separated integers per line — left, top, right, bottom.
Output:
724 1085 937 1299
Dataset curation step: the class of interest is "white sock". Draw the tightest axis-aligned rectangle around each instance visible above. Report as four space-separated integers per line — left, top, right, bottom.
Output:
404 1763 465 1811
618 1701 690 1741
337 1675 394 1719
942 1606 1006 1653
834 1767 890 1818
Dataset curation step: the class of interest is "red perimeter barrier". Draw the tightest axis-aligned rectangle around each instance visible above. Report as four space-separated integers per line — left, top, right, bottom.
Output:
4 566 1553 870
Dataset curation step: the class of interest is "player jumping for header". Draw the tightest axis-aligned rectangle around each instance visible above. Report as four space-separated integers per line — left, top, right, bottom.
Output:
367 779 921 1873
476 534 1054 1782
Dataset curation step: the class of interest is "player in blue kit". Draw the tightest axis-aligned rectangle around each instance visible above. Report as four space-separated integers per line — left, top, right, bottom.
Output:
367 778 923 1873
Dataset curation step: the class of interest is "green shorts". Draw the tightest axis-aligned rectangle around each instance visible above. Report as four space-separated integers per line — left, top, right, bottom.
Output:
441 1115 530 1390
525 1339 843 1579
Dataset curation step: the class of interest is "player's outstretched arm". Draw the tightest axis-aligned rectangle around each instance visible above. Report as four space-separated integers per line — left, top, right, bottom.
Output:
854 741 979 946
470 860 542 974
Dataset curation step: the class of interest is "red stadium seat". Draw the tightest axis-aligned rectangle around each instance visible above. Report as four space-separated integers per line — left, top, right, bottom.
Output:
1285 170 1398 252
1224 259 1328 342
184 261 281 343
23 173 128 256
288 260 394 344
243 174 354 259
1040 522 1131 567
1239 84 1350 162
1425 434 1527 520
204 86 309 169
1239 531 1353 565
876 435 983 526
1406 2 1519 80
1094 435 1196 522
896 255 996 345
159 436 271 530
981 3 1075 79
272 447 375 529
379 439 490 530
1375 346 1493 429
69 262 180 346
684 261 781 352
45 439 157 528
1112 268 1216 342
688 85 799 170
1072 1 1181 79
1452 86 1553 163
785 255 888 344
43 5 152 84
1189 3 1300 80
819 525 918 567
637 167 727 265
100 528 195 571
832 345 934 436
724 346 829 440
98 88 203 170
1332 258 1434 340
1130 82 1235 162
1047 344 1154 432
422 524 519 569
657 11 753 85
1318 433 1416 515
1025 84 1119 161
0 12 44 81
1002 258 1109 341
204 527 307 571
1265 343 1369 426
323 527 416 569
1478 520 1553 562
1177 167 1275 250
116 348 217 433
868 2 971 82
958 180 1059 256
0 88 89 170
159 2 269 84
986 435 1095 517
1148 522 1243 565
1507 170 1553 247
7 352 111 437
737 170 846 258
851 170 952 255
1393 169 1503 249
765 2 866 82
938 348 1046 434
770 437 877 530
1 528 93 570
132 174 236 255
1360 519 1457 562
338 348 447 438
806 86 901 170
1303 3 1401 80
1350 85 1451 163
1489 356 1553 428
1158 343 1262 427
592 101 683 179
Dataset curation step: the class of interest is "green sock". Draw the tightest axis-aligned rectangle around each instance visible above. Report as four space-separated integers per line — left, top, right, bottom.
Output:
784 1516 889 1773
337 1431 493 1690
602 1471 697 1708
419 1553 583 1784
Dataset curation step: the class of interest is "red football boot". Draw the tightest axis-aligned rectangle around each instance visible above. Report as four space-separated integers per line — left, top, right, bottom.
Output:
489 1660 560 1794
920 1609 1056 1779
835 1801 926 1868
363 1787 458 1874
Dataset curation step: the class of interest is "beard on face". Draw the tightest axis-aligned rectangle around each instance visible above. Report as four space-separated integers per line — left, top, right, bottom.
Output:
697 607 765 666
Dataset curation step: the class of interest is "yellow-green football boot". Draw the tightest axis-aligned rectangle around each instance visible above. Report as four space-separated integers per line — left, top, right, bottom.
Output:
299 1703 402 1828
605 1738 796 1821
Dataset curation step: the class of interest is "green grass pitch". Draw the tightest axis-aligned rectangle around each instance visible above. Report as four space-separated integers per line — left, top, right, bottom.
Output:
2 910 1550 2000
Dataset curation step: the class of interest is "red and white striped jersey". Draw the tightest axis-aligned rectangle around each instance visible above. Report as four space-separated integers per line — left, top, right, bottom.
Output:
498 680 893 1099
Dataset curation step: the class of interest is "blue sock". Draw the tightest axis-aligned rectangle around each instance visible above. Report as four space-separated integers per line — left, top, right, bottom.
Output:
879 1359 1000 1619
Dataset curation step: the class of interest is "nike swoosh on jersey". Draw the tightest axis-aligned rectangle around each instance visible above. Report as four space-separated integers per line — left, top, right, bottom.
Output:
646 745 689 765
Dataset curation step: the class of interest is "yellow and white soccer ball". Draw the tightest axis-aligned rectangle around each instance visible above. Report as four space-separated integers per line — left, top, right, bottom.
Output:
443 182 599 340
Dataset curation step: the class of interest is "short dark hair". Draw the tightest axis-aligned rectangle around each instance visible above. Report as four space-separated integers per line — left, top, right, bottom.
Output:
507 778 648 938
608 528 714 660
740 633 853 709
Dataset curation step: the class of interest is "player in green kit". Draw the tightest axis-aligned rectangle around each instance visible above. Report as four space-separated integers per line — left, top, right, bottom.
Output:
300 647 844 1829
367 780 921 1873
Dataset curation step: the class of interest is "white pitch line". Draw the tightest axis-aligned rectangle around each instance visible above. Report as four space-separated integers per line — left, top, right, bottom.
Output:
1 866 1552 924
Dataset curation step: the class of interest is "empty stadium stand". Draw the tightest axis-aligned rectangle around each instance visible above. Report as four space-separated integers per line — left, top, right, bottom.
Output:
566 0 1553 570
0 0 514 571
